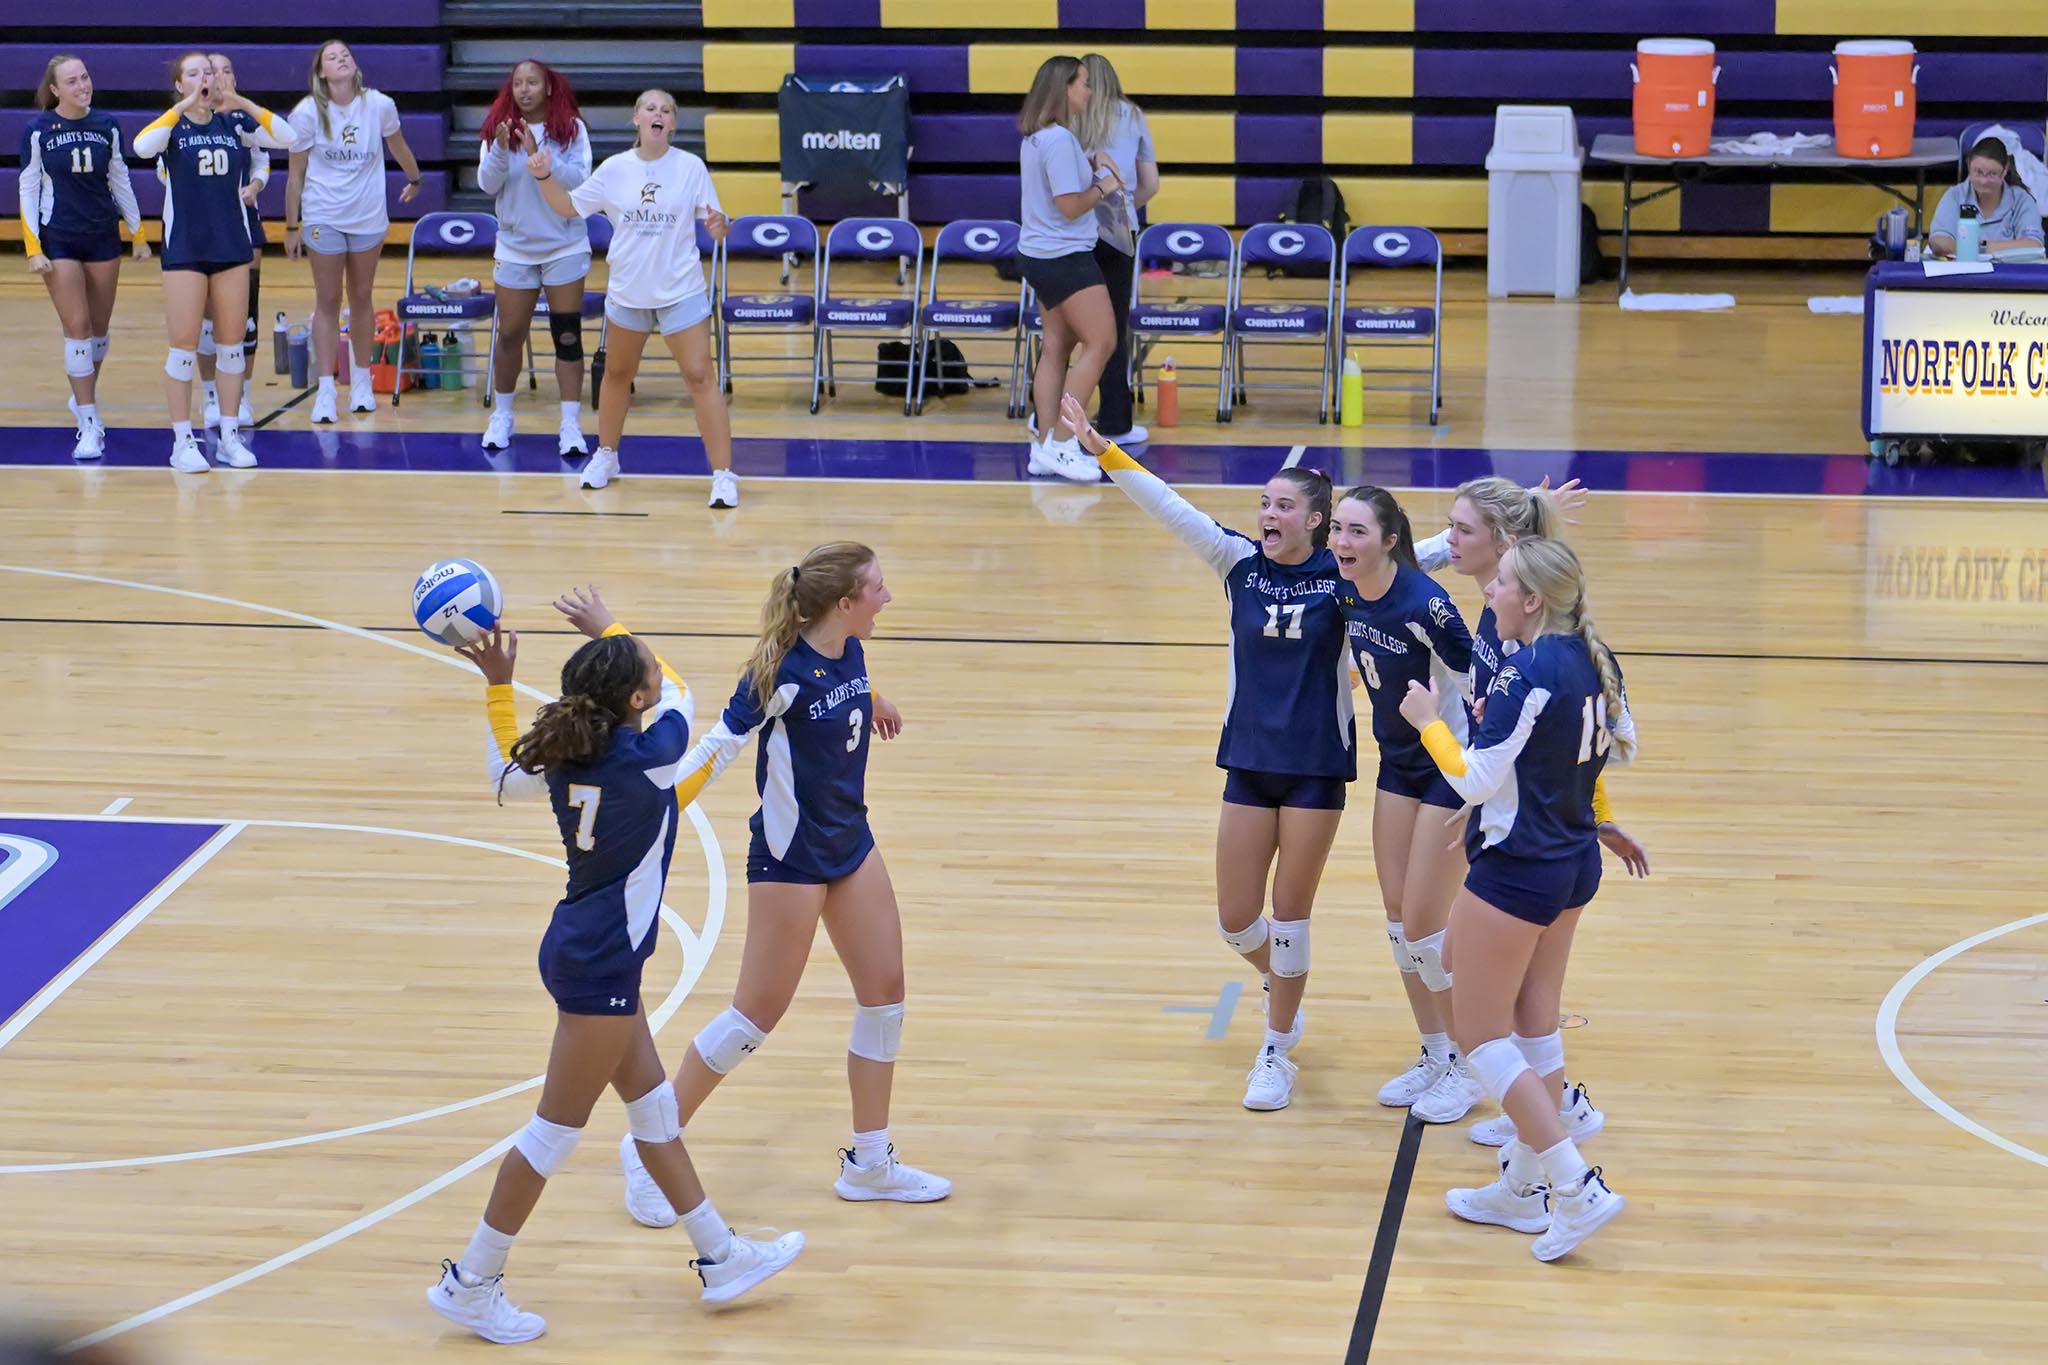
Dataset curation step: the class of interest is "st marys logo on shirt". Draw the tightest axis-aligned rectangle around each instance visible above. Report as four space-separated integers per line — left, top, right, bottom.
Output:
1428 597 1453 627
640 183 659 205
341 125 357 145
1488 665 1521 698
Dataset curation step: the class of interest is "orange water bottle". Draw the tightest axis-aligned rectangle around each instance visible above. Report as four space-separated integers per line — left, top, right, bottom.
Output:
1156 357 1180 427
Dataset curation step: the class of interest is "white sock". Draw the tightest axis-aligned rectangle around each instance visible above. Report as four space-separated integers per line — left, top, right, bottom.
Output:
1537 1138 1589 1195
172 420 193 442
317 375 335 396
494 389 516 415
456 1219 515 1284
559 399 580 424
78 404 98 427
1421 1031 1452 1064
852 1127 890 1170
220 416 239 440
679 1197 734 1263
1502 1139 1544 1194
1264 1025 1295 1053
202 380 218 404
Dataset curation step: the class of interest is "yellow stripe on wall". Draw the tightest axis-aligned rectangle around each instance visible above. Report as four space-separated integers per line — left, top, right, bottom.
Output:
971 44 1235 97
702 0 791 24
1146 112 1235 164
1777 0 2048 37
1165 0 1239 28
1335 176 1485 230
1323 48 1412 99
1583 181 1680 233
1322 113 1412 165
1326 0 1415 30
714 170 786 219
704 111 780 165
884 0 1056 24
1771 182 1920 234
1147 175 1237 227
701 43 796 94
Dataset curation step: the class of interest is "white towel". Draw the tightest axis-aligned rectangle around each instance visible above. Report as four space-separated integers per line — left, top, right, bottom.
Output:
1707 131 1834 157
1807 296 1864 314
1922 261 1994 277
1619 290 1737 311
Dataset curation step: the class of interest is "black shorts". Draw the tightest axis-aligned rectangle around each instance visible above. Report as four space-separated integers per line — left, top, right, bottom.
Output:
1376 758 1463 810
538 943 644 1016
40 227 123 263
1464 843 1602 927
1017 249 1105 310
161 258 251 277
1222 767 1348 811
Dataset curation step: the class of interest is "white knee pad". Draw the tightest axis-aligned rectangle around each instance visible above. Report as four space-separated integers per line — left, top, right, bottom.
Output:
91 335 110 366
164 347 197 382
197 319 216 357
214 344 246 375
1408 929 1452 992
692 1005 767 1075
622 1079 680 1144
849 1000 905 1063
1468 1037 1532 1106
1268 918 1310 978
512 1113 583 1177
64 338 94 378
1219 916 1270 955
1515 1030 1565 1078
1386 923 1417 974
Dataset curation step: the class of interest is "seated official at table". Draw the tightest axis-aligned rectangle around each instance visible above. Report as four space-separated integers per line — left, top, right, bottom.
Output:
1928 137 2046 255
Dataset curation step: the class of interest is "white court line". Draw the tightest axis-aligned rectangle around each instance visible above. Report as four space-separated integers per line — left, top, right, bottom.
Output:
0 823 244 1054
1282 444 1307 467
99 797 132 815
1875 911 2048 1172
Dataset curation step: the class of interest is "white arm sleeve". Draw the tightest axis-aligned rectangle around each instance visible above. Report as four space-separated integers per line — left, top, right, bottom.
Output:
1414 528 1452 572
486 727 549 802
19 131 48 248
1441 688 1548 806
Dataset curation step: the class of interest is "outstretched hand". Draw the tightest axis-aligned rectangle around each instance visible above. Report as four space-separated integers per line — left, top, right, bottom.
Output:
456 626 518 685
553 584 617 639
1058 393 1107 455
1535 475 1588 523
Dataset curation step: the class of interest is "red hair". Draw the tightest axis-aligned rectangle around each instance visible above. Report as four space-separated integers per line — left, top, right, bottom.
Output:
481 60 581 150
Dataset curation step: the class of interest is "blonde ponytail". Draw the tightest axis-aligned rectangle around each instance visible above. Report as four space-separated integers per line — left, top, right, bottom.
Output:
741 541 878 710
1453 475 1565 557
1573 603 1633 761
1500 537 1633 760
744 567 805 710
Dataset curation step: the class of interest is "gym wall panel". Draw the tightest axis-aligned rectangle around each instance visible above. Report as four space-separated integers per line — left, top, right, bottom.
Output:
704 111 780 164
702 0 793 22
971 44 1235 97
1777 0 2048 37
1148 112 1238 163
1147 175 1238 226
1323 48 1413 98
1323 113 1413 165
882 0 1057 25
701 43 797 94
1770 182 1919 234
1325 0 1415 31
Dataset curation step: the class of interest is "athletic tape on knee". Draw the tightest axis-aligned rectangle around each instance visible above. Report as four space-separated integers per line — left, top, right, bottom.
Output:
1386 923 1416 974
1219 915 1270 955
623 1079 680 1144
164 347 197 382
1408 929 1452 992
1515 1030 1566 1078
214 344 246 375
1469 1037 1532 1106
63 338 94 378
550 314 584 363
848 1000 905 1063
1268 918 1310 979
512 1113 583 1177
91 335 109 366
692 1005 767 1075
197 319 216 357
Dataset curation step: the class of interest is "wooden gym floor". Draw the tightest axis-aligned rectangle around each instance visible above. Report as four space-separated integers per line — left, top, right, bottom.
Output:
0 256 2044 1364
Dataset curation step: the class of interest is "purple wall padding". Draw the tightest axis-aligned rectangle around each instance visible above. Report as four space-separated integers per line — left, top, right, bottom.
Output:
1237 48 1322 99
1235 114 1320 165
1235 0 1326 30
1415 48 2048 105
1236 176 1301 226
794 45 968 93
0 44 445 95
1678 182 1771 233
8 0 439 22
1416 0 1774 33
3 110 448 162
1065 0 1145 24
909 113 1021 164
795 0 882 22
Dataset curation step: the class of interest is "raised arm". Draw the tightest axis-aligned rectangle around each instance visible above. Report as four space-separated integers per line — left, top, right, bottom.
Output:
456 628 549 802
1061 393 1254 578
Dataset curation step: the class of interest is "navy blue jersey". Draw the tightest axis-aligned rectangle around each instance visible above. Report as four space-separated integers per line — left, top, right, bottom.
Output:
18 111 136 250
134 107 289 267
691 637 877 880
1105 459 1355 779
1341 562 1473 775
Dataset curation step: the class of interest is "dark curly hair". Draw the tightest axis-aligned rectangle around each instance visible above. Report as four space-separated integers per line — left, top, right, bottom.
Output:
508 634 645 774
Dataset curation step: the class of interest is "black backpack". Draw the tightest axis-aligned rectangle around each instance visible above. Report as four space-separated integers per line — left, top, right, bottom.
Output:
874 338 983 399
1274 176 1350 276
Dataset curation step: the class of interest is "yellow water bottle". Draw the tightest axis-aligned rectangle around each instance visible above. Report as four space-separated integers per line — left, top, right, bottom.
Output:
1339 354 1364 426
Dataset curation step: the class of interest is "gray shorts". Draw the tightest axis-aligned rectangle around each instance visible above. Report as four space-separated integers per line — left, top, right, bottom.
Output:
303 224 387 255
604 293 711 336
493 252 592 290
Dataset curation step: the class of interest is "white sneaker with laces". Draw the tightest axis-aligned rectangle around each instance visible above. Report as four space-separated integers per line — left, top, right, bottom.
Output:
310 385 338 425
482 409 515 450
168 436 209 473
1243 1044 1299 1111
1446 1162 1552 1234
202 393 222 428
558 419 588 456
72 424 104 461
1025 436 1061 478
1469 1082 1606 1148
216 427 257 468
425 1261 545 1345
1377 1051 1446 1108
1103 423 1149 445
1051 437 1101 484
695 1229 806 1305
350 371 377 412
1531 1167 1625 1262
833 1145 952 1202
707 468 740 508
619 1133 679 1228
580 446 620 490
1410 1056 1487 1123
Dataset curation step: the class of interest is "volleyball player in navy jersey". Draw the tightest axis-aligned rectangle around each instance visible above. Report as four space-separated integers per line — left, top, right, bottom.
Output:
19 54 146 461
1397 537 1636 1260
427 621 804 1346
192 54 268 430
132 53 294 473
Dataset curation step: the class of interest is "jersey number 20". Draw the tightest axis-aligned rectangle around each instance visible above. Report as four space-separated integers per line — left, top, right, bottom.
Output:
195 148 230 177
1576 698 1612 764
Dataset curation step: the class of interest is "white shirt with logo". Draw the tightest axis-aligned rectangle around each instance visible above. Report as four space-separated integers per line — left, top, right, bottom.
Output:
570 146 721 309
288 90 401 235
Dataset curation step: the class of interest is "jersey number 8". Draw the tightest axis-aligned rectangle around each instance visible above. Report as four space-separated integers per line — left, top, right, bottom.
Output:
1575 698 1612 765
196 148 231 177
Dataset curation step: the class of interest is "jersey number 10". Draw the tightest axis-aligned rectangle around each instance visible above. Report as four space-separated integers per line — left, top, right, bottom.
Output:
1576 698 1612 764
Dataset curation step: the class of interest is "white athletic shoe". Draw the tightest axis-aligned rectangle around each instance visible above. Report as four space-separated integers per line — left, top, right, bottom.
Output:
238 394 254 425
695 1229 806 1305
707 468 740 508
425 1261 546 1345
1446 1162 1552 1234
557 419 588 457
1377 1051 1447 1108
580 446 620 490
1028 436 1099 484
202 392 222 428
1531 1168 1625 1262
215 426 258 468
310 385 339 425
1470 1082 1606 1148
482 410 515 450
1242 1044 1299 1111
833 1145 952 1203
71 424 104 461
168 435 209 473
1410 1056 1487 1124
619 1133 679 1229
349 371 377 413
1102 423 1150 445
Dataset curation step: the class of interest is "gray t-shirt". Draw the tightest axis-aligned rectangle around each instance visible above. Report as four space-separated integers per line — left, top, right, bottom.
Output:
1930 179 2045 245
1018 125 1097 259
1090 103 1154 256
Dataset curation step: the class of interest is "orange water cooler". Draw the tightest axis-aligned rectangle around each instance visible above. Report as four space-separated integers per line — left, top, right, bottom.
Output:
1832 40 1917 159
1631 39 1718 157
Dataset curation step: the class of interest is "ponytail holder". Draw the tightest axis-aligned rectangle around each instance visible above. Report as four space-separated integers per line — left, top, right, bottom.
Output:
791 565 802 581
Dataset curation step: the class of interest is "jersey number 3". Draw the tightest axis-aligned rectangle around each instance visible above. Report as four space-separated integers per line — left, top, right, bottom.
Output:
567 784 602 851
1576 698 1612 764
1262 603 1306 640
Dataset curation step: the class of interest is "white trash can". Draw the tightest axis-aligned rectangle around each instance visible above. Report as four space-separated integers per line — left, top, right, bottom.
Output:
1484 105 1585 299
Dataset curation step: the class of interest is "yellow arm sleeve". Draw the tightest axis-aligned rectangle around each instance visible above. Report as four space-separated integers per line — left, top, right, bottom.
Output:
1419 721 1469 779
600 620 682 688
670 755 717 808
1098 440 1143 472
1591 774 1614 825
486 683 521 759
